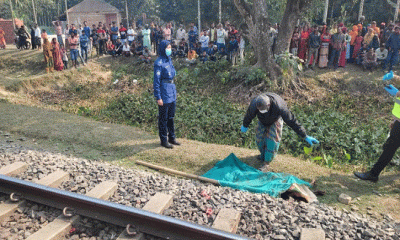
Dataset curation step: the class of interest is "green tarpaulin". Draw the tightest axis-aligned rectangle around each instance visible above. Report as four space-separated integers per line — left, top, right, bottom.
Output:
202 153 311 198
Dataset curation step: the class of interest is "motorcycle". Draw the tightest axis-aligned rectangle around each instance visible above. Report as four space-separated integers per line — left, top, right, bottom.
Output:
15 35 31 50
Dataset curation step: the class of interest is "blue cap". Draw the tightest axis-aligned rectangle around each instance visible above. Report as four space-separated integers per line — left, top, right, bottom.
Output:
383 71 394 81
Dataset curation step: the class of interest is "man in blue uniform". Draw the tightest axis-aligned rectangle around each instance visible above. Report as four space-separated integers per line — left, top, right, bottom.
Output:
241 93 319 163
153 40 181 149
384 26 400 72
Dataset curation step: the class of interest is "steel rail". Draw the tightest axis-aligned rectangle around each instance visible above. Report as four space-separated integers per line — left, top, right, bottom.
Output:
0 174 251 240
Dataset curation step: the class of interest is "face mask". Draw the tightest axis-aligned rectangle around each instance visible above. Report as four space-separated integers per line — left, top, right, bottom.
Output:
259 110 268 114
166 48 172 56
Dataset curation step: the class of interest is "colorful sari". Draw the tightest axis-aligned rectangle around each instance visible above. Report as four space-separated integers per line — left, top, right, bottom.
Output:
52 40 64 71
0 28 6 49
319 30 331 68
43 38 53 71
352 35 363 59
339 30 350 67
255 119 283 163
298 31 309 61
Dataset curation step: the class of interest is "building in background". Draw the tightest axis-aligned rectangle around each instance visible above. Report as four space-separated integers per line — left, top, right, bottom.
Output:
66 0 121 27
0 18 24 44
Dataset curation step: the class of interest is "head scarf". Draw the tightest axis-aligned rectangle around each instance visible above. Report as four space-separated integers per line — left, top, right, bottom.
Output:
363 28 374 46
158 40 171 58
350 25 359 45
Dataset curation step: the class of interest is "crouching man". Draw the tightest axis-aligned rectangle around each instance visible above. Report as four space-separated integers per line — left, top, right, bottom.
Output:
241 93 319 163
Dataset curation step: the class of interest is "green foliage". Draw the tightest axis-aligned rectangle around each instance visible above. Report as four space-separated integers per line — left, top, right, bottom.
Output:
281 103 388 167
275 51 303 76
100 61 388 169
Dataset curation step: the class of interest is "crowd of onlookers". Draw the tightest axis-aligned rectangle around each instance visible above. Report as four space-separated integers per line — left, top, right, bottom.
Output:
9 20 247 72
291 17 400 72
8 16 400 74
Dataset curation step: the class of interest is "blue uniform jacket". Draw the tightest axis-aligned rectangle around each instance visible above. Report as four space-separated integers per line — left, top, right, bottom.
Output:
153 40 176 104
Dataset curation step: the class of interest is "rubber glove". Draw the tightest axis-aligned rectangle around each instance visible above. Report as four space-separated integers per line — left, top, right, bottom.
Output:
305 136 319 146
241 125 248 133
382 71 394 81
384 84 399 96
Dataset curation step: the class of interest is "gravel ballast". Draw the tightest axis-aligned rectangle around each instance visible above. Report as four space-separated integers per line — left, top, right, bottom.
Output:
0 133 399 239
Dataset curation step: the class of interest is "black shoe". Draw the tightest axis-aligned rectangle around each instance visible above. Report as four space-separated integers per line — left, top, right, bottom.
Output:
161 142 174 149
168 139 181 146
354 171 378 183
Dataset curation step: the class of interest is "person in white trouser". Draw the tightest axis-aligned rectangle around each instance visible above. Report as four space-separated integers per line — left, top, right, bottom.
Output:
239 34 245 64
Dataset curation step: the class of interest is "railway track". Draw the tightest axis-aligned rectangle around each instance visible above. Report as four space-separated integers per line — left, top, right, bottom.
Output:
0 162 249 240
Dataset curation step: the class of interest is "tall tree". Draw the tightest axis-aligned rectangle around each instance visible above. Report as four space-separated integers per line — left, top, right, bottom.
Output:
234 0 313 82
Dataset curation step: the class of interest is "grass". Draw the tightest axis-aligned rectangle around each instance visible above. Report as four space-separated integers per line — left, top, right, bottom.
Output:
1 46 400 221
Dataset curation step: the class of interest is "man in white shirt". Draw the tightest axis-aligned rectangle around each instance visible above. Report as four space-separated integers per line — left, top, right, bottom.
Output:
176 25 186 45
376 44 389 69
376 44 388 61
127 26 136 46
216 24 225 51
34 24 41 49
199 30 209 54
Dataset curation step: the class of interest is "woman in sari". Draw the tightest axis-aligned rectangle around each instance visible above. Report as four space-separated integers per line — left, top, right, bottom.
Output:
0 27 6 49
352 31 363 60
298 26 309 61
349 25 358 63
319 26 330 68
363 28 374 47
339 27 351 67
42 37 54 73
51 38 64 71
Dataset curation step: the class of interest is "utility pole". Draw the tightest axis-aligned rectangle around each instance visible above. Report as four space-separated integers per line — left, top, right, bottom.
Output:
219 0 221 24
125 0 129 28
323 0 329 24
395 0 400 21
198 0 201 31
32 0 38 24
358 0 364 21
57 0 60 17
65 0 69 25
9 0 15 31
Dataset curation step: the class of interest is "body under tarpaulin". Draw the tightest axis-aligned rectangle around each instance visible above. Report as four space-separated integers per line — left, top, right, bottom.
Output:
202 153 314 200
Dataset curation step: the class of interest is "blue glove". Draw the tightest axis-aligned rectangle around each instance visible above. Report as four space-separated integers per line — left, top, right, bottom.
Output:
384 84 399 96
305 136 319 146
241 125 248 133
383 71 394 81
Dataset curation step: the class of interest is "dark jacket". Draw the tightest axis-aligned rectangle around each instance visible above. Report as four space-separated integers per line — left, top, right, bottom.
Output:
153 40 176 104
243 93 307 138
386 33 400 51
308 32 321 48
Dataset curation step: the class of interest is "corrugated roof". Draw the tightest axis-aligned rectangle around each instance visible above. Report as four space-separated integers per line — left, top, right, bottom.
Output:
67 0 120 13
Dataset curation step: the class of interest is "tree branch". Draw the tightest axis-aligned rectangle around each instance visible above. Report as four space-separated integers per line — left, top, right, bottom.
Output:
233 0 252 20
384 0 397 8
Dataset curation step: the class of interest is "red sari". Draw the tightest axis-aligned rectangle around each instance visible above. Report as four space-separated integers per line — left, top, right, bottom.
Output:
0 28 6 49
52 41 64 71
352 35 363 59
298 31 309 61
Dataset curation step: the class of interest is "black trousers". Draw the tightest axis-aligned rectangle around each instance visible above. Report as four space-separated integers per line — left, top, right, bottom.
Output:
158 101 176 143
370 120 400 176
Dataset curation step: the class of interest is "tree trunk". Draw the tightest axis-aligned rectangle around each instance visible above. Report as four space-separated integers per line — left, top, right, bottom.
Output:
358 0 364 21
233 0 280 82
274 0 312 55
323 0 329 24
395 0 400 21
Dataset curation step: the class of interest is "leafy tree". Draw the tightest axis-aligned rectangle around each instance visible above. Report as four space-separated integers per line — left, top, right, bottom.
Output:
234 0 313 86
